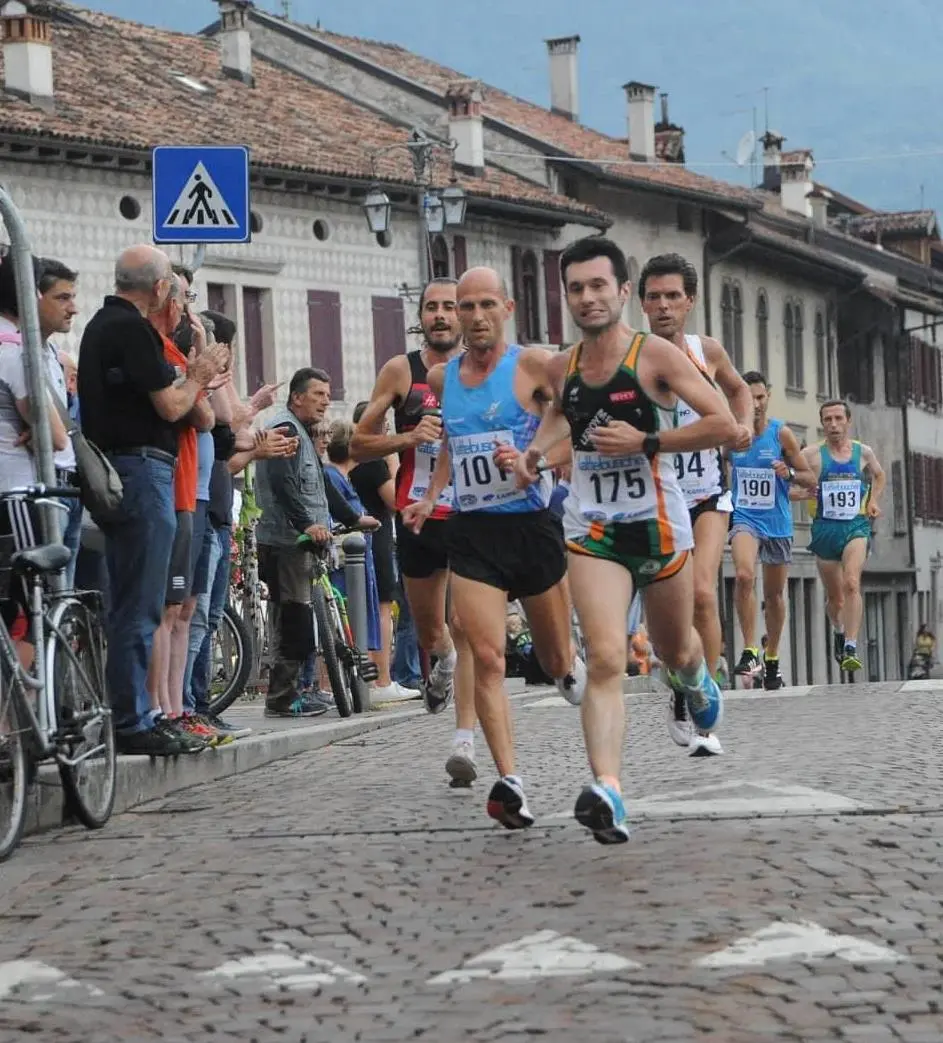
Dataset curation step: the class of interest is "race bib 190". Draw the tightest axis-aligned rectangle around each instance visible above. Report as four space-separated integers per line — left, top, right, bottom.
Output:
450 429 524 511
736 467 775 510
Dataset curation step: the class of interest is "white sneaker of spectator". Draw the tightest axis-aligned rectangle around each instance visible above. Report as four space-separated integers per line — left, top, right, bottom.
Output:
372 681 421 703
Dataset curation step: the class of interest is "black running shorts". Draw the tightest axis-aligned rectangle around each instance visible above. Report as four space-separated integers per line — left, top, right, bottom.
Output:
446 509 566 601
396 515 450 580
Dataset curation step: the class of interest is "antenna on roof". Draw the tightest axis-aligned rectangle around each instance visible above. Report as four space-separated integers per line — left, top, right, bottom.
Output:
279 0 292 17
735 129 756 167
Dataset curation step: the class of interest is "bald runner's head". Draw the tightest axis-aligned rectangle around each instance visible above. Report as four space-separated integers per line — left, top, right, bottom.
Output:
456 266 514 352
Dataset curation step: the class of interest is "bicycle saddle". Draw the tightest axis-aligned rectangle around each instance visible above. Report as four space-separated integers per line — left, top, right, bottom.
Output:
11 543 72 575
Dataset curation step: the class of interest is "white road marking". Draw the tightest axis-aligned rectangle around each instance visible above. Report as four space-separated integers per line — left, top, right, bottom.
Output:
0 960 105 1002
201 944 366 989
695 920 907 969
428 929 640 984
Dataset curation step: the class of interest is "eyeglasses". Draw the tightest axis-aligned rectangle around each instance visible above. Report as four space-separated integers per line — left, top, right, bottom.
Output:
184 291 198 304
315 428 330 438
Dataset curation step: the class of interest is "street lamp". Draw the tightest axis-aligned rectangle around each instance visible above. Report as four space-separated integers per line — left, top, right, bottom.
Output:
362 185 392 235
360 128 467 285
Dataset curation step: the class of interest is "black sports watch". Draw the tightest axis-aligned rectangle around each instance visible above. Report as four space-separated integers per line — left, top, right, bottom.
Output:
642 433 661 459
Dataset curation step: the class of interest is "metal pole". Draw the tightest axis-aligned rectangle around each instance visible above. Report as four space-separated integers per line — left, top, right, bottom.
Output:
0 186 61 550
416 178 430 286
342 532 371 712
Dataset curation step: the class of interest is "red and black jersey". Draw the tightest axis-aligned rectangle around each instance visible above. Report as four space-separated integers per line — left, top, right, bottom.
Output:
393 350 452 518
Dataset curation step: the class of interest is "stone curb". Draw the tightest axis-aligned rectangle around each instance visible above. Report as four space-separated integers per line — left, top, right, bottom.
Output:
24 705 429 839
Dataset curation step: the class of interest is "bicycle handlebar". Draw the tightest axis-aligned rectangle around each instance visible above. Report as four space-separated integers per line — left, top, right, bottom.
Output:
0 484 81 502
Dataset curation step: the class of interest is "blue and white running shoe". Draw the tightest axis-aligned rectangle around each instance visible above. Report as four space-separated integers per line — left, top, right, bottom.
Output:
680 669 724 733
574 782 630 845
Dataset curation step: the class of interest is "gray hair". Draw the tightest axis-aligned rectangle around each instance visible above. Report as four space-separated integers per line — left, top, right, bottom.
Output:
115 252 170 293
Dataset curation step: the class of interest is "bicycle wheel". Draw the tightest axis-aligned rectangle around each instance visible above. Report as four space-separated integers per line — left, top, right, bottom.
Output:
312 584 353 718
48 597 116 831
0 664 27 862
206 605 254 716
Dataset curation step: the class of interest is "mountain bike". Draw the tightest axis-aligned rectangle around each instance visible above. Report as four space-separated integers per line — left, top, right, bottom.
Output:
0 485 116 862
297 529 377 718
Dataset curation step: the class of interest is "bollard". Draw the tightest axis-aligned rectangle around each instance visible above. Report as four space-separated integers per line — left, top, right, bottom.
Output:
342 532 371 712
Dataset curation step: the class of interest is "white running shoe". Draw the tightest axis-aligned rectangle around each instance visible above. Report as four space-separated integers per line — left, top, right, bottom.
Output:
667 688 693 747
423 658 454 715
371 681 422 703
556 655 586 706
688 731 723 757
445 739 477 784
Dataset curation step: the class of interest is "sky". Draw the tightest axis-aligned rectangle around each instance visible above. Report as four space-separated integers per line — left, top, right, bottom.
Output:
64 0 943 217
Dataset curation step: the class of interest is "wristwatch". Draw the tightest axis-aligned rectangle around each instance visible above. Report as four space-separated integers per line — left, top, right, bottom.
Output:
642 433 661 459
787 466 796 482
536 454 550 473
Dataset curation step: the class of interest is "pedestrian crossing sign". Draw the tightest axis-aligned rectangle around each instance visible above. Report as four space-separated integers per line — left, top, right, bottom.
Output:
152 145 250 244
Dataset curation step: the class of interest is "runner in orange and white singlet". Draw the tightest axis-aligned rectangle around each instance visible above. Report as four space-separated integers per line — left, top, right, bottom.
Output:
351 278 477 786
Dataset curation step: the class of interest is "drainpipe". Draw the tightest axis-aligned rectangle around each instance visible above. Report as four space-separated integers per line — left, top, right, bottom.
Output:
702 230 750 335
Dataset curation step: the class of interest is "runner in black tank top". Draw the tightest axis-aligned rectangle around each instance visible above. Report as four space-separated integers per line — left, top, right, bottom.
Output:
350 279 478 786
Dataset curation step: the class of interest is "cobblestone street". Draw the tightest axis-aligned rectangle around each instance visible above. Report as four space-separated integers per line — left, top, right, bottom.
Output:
0 683 941 1042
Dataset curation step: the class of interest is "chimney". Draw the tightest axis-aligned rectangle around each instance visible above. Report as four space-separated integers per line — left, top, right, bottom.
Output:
624 81 656 163
447 80 485 176
1 0 53 104
216 0 253 85
761 130 785 192
654 91 685 165
809 191 829 229
780 149 815 218
545 34 580 122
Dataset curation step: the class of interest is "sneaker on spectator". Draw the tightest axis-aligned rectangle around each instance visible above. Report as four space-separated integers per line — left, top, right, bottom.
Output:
154 717 207 755
372 681 421 704
308 690 335 712
189 714 235 747
115 726 183 757
206 713 252 740
264 694 329 718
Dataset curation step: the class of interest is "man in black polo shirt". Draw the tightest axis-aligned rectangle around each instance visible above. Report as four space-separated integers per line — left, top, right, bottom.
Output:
78 245 225 756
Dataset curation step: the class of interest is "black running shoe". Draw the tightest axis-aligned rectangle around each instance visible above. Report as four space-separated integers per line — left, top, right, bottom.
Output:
486 776 534 830
763 657 785 690
833 630 846 665
734 649 760 675
116 726 184 757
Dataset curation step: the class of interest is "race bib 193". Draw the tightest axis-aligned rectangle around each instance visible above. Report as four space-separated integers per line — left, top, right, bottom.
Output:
450 430 524 511
572 451 656 522
821 478 861 520
736 466 775 510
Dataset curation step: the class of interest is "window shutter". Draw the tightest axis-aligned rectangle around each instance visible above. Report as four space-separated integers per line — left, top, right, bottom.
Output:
371 296 407 376
934 347 942 411
915 453 927 520
241 287 266 394
207 283 227 316
452 235 468 277
510 245 525 323
543 249 563 346
307 289 344 400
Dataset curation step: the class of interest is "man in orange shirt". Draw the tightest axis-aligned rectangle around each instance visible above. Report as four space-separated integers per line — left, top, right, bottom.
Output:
146 274 218 752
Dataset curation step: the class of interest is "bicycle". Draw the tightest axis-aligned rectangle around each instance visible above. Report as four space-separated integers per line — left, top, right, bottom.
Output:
205 603 254 717
297 528 377 718
0 484 116 862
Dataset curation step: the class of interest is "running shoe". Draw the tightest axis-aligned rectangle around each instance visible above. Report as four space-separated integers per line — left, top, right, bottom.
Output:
666 685 693 747
689 731 723 757
207 714 252 740
763 657 785 691
423 657 454 715
486 775 534 829
841 644 862 673
574 782 630 844
156 716 207 754
734 648 760 675
555 655 586 707
680 668 724 734
178 714 232 748
445 738 477 785
264 694 329 718
833 630 846 665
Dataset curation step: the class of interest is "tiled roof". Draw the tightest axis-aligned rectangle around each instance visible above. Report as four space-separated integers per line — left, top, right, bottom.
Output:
844 210 938 238
275 16 756 205
0 6 604 223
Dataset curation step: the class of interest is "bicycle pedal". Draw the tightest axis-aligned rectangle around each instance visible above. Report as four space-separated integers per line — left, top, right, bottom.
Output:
360 663 379 682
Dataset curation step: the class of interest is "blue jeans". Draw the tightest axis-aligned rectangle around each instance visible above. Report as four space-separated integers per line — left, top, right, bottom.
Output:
60 496 83 588
184 515 223 712
190 524 231 716
392 584 421 685
101 454 176 734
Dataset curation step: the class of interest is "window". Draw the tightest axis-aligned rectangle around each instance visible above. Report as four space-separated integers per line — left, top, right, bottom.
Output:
892 460 907 535
721 282 733 359
452 235 468 277
371 296 407 375
543 249 564 345
241 287 268 395
307 289 344 400
627 257 642 330
756 291 769 376
785 299 804 390
884 334 902 406
511 247 541 343
430 235 450 279
814 310 827 396
676 203 694 232
908 335 942 412
731 282 744 371
909 452 943 523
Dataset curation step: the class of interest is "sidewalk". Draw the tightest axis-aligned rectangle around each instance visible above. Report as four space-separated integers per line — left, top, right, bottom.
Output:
24 679 536 840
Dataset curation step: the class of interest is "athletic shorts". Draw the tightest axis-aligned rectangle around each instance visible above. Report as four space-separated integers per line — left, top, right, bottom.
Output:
165 510 194 605
567 518 691 589
729 523 792 565
689 490 733 529
372 518 397 603
447 509 566 601
396 515 450 580
809 517 872 562
0 498 39 639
